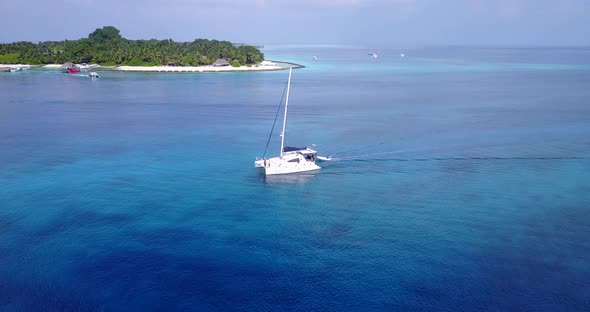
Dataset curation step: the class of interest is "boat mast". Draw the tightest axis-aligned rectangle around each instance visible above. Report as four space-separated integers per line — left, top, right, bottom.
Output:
280 67 292 158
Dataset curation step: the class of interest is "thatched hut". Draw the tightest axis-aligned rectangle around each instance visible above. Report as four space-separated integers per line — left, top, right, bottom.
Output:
212 59 230 67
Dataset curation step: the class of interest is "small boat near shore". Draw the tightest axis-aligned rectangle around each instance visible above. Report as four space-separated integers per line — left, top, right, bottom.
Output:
62 62 80 74
78 63 90 71
0 64 30 72
89 72 99 78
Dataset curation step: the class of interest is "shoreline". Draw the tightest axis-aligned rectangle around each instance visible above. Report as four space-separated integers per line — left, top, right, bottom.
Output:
0 60 304 73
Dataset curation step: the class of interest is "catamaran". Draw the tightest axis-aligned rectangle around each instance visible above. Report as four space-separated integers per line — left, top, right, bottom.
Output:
255 67 321 175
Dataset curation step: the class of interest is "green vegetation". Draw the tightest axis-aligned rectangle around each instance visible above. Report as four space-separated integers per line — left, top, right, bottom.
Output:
0 26 264 66
230 60 241 67
0 53 19 64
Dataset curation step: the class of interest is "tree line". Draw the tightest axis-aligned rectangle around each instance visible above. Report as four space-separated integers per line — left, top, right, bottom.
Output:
0 26 264 66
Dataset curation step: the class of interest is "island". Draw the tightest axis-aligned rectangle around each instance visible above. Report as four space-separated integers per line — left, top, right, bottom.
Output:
0 26 298 72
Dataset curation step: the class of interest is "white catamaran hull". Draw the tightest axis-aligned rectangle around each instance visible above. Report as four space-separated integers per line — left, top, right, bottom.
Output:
255 153 321 175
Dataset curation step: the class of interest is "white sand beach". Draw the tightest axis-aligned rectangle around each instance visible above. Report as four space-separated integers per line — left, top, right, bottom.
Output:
0 64 32 69
113 61 285 72
1 64 63 69
2 61 297 73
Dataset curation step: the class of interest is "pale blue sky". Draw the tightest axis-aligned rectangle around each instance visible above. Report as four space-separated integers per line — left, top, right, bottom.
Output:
1 0 588 46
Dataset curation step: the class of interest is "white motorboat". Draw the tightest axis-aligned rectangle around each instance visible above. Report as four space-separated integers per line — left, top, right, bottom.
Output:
255 67 321 175
89 72 100 78
78 63 90 71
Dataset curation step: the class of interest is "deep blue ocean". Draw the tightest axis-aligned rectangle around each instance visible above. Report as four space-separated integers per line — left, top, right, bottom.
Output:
1 46 590 311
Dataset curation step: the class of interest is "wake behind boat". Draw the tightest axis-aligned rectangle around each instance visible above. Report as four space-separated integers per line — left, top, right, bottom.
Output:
255 68 321 175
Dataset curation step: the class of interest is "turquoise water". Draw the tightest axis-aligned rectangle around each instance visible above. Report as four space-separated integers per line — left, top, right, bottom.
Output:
1 46 590 311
